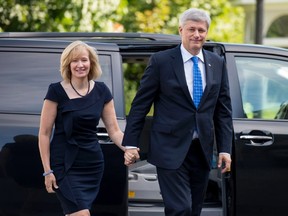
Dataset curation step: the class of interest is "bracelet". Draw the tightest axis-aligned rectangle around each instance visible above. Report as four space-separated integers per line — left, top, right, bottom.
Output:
43 170 54 176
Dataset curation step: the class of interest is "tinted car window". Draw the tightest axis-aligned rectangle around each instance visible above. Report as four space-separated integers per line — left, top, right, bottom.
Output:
0 42 127 216
0 52 113 114
236 56 288 119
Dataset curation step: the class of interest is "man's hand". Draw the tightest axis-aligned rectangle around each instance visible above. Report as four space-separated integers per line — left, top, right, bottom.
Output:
218 153 232 173
124 148 140 166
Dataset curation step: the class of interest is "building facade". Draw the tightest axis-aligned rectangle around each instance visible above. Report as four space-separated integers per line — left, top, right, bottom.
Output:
236 0 288 48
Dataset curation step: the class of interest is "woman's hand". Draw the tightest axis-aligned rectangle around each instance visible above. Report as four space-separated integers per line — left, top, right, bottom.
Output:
44 173 58 193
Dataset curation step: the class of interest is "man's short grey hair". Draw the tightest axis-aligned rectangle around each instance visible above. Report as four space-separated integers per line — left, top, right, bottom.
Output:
179 8 211 29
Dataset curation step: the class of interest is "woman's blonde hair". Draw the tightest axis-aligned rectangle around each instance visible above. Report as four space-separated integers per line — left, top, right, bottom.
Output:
60 40 102 81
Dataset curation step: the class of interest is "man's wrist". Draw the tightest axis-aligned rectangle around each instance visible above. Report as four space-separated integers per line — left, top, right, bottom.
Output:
125 146 138 149
219 152 230 156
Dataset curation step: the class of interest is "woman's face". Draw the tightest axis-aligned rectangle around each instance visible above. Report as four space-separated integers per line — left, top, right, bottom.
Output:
70 48 91 79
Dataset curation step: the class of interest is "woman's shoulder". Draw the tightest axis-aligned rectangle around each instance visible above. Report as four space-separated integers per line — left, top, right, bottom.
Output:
49 81 62 88
46 82 62 94
93 80 104 85
92 81 112 101
93 81 109 90
45 81 65 102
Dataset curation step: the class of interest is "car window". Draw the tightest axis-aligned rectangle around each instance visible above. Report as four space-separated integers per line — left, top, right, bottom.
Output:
0 51 113 114
236 56 288 119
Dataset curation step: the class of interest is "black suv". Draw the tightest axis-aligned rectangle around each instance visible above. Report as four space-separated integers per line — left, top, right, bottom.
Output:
1 32 288 216
0 37 127 216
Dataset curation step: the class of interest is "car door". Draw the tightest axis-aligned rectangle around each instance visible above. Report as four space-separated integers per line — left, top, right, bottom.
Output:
225 51 288 216
0 39 127 216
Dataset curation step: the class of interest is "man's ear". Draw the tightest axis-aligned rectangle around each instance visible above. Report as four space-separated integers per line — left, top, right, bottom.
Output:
178 26 182 36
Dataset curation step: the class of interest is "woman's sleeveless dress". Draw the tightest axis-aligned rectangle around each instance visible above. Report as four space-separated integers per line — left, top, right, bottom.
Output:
44 81 112 214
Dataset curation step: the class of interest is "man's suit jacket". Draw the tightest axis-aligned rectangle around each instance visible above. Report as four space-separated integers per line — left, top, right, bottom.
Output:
122 44 233 169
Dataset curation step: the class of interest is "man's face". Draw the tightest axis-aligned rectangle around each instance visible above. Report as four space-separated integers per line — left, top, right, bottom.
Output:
179 20 208 55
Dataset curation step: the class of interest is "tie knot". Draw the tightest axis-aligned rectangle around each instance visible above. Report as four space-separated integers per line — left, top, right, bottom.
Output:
192 56 198 64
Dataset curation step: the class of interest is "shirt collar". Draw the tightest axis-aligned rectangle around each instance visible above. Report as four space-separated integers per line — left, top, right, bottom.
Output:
180 44 204 64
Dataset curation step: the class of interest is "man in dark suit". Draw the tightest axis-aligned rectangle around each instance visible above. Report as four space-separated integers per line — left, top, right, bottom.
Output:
123 8 233 216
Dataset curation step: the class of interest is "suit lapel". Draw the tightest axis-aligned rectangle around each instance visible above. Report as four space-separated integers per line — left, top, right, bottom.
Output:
199 50 214 108
169 47 217 108
170 46 194 105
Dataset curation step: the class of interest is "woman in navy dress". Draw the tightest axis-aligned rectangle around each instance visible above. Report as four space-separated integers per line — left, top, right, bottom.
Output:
38 40 125 216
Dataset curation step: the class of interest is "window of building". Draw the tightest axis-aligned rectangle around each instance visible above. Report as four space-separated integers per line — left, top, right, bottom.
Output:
267 15 288 38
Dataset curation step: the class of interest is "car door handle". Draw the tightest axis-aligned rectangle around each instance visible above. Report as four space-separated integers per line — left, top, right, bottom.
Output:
96 131 114 144
143 175 158 181
240 133 273 146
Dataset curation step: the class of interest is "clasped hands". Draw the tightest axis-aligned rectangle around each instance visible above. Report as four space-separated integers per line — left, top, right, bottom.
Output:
124 148 140 166
124 148 232 173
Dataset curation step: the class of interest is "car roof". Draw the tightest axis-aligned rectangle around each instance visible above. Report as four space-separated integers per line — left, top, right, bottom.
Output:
0 32 180 40
1 32 288 57
213 42 288 56
0 37 119 52
0 32 181 46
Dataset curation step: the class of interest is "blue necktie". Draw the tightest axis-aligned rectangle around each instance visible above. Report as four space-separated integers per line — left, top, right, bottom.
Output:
192 56 203 108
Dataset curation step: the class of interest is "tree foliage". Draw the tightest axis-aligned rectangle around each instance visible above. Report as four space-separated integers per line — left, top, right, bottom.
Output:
0 0 120 32
0 0 244 114
117 0 244 43
115 0 245 113
0 0 244 42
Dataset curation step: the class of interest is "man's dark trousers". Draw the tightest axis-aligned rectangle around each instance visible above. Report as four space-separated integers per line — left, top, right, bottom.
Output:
157 139 210 216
